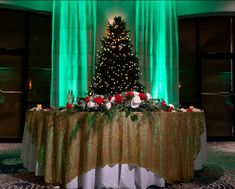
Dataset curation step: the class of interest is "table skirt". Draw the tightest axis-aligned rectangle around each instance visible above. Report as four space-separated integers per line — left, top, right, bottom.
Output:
22 125 207 189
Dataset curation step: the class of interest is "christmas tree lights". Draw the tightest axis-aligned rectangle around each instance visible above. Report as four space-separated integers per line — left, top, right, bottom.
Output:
89 16 144 95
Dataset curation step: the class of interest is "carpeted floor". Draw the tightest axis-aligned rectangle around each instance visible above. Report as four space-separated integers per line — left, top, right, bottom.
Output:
169 142 235 189
0 142 234 189
0 149 26 174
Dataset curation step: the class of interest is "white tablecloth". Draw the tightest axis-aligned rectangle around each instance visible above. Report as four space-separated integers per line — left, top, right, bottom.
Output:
22 125 207 189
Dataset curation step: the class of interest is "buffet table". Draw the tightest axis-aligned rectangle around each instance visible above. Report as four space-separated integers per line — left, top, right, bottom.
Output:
22 110 206 188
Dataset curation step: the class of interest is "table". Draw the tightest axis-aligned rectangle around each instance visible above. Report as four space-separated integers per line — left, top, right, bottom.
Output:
22 110 206 188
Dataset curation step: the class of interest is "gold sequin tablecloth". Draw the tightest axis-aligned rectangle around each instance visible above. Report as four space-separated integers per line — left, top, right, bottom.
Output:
25 110 205 186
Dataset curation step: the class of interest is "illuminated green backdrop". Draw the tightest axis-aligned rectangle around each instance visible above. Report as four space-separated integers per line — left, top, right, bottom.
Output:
51 0 179 107
51 0 97 106
135 0 179 105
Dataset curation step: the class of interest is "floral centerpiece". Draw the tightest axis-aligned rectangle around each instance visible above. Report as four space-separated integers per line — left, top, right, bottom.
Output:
79 91 174 112
65 91 202 123
66 90 201 112
66 91 175 121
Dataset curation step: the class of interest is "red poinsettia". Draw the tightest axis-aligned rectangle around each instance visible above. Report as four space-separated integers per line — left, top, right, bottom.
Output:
187 107 193 112
165 106 174 112
115 94 123 103
94 97 104 105
66 103 73 109
126 91 134 97
84 96 90 103
139 93 147 100
161 100 166 107
125 91 134 100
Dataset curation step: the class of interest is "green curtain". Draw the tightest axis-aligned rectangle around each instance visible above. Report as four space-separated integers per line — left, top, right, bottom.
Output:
135 0 179 106
51 0 97 107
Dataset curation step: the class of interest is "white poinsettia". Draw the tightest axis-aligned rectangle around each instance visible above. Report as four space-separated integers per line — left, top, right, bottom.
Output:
192 107 201 112
105 102 112 109
109 96 115 103
169 104 174 109
87 101 96 108
131 96 141 108
133 91 139 96
179 108 187 112
146 92 152 100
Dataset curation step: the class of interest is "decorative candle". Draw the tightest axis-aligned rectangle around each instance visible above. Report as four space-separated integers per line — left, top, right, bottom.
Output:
37 104 42 110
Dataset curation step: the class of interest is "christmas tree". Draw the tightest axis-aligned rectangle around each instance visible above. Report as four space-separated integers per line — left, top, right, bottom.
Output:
89 16 144 95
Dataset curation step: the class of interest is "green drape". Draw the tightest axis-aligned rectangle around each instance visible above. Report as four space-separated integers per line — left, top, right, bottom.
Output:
51 0 97 107
135 0 179 106
50 0 179 107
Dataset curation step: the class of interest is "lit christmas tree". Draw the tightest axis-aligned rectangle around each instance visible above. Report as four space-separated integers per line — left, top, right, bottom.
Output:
89 16 144 95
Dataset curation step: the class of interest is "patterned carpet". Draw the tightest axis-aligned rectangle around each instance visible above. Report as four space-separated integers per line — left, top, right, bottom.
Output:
0 142 234 189
169 142 235 189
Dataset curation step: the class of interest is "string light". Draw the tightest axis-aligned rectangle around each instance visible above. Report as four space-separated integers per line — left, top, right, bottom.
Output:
90 16 144 95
